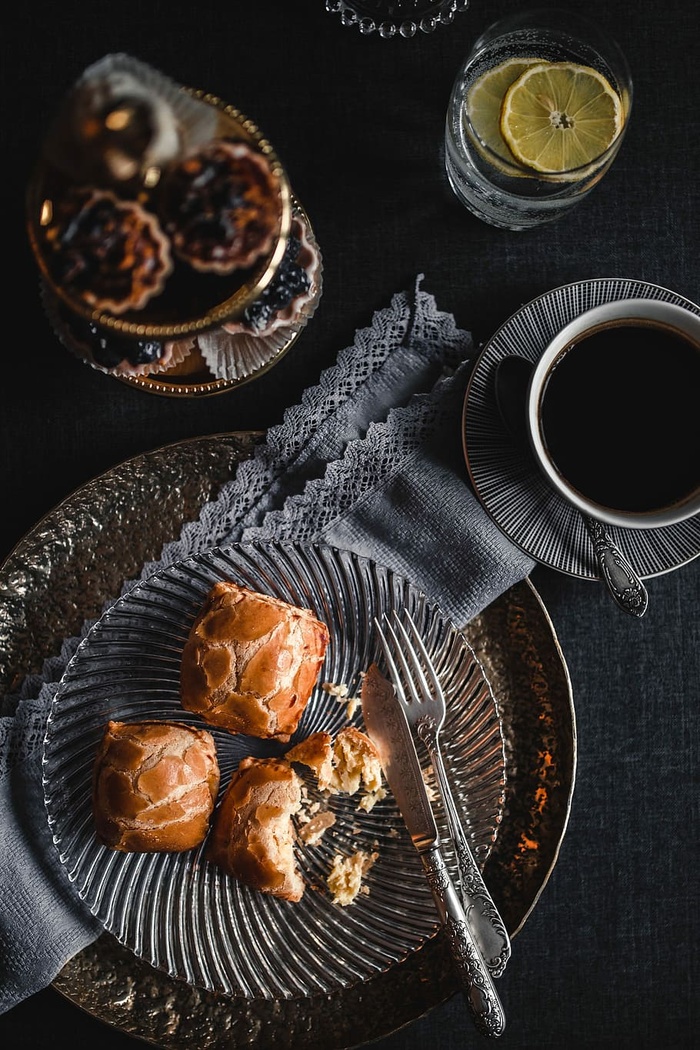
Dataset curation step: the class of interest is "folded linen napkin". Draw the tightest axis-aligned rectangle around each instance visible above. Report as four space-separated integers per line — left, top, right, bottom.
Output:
0 274 535 1013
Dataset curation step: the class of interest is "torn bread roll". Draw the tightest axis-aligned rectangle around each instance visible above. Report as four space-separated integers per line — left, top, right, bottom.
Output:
286 730 334 786
92 719 219 852
288 726 384 811
207 755 304 902
180 581 329 742
207 726 386 903
328 726 384 797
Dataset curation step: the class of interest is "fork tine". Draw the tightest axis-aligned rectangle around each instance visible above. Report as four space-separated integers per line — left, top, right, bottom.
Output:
400 611 446 705
389 611 436 709
374 616 410 705
377 613 428 705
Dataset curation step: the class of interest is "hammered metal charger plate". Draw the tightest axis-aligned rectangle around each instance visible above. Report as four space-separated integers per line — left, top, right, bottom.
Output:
463 278 700 580
43 541 506 999
0 434 576 1048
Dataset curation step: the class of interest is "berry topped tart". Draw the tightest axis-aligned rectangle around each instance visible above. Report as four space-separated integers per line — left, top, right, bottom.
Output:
187 206 323 384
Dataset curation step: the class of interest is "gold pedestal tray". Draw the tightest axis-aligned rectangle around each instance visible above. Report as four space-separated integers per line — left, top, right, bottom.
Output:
27 57 323 396
27 64 292 337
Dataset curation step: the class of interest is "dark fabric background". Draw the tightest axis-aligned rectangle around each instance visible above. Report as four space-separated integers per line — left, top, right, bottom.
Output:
1 1 698 1047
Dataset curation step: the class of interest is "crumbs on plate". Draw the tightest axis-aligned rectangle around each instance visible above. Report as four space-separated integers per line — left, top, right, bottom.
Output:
322 679 361 719
326 850 379 907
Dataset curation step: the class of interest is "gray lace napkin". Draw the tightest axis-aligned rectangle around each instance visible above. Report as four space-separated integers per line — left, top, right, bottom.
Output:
0 274 535 1013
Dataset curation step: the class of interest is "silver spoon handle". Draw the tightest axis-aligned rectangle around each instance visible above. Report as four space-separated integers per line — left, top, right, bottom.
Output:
584 516 649 618
423 731 511 976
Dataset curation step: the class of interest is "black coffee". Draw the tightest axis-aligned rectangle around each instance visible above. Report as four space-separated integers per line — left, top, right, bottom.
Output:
540 322 700 513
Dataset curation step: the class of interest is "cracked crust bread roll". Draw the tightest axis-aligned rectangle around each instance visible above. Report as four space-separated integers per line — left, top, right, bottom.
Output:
180 581 330 742
207 755 304 902
92 719 220 852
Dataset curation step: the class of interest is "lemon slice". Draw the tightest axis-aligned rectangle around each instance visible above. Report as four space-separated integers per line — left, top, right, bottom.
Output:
500 61 623 174
465 56 542 165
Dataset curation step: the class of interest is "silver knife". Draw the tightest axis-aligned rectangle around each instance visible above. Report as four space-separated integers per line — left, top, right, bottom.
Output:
361 663 506 1039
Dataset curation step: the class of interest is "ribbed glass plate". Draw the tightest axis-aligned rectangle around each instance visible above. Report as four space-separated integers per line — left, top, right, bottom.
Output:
42 541 505 1000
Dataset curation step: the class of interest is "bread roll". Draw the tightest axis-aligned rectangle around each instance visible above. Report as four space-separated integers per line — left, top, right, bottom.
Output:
207 756 305 902
92 719 220 853
180 581 329 741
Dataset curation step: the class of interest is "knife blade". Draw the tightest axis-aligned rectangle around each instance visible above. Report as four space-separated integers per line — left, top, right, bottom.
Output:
361 663 506 1039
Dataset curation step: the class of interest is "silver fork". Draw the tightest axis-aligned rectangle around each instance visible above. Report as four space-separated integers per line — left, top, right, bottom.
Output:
375 610 511 978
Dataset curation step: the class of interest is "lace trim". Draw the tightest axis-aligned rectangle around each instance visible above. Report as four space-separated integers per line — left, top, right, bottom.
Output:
243 367 464 544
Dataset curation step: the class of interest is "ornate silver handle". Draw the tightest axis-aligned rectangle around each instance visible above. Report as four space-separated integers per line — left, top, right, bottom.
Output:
420 725 511 977
584 515 648 618
421 847 506 1038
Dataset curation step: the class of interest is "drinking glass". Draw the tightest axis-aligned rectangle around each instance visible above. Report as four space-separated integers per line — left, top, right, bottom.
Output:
444 8 633 230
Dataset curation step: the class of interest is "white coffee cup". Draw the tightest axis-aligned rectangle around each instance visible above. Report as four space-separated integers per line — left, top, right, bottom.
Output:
526 298 700 529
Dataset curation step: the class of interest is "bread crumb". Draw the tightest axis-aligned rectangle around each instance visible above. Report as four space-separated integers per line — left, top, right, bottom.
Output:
322 681 361 721
322 681 349 698
327 850 378 906
345 695 360 719
358 786 387 813
298 810 336 845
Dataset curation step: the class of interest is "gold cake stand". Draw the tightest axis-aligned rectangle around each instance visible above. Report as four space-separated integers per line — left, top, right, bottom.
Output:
27 74 322 397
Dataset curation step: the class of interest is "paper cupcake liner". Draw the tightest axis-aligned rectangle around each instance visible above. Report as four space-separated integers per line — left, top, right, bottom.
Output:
44 53 219 184
41 280 194 378
193 210 323 382
221 209 322 339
